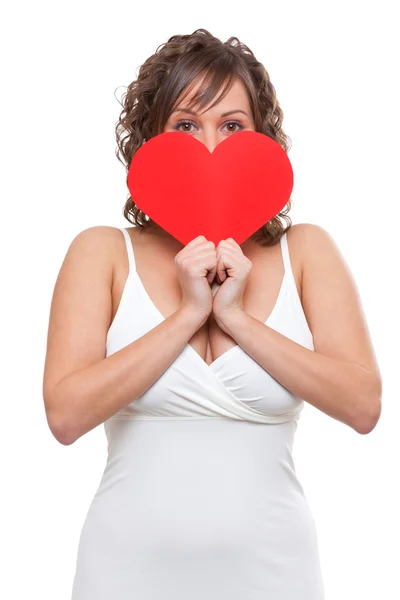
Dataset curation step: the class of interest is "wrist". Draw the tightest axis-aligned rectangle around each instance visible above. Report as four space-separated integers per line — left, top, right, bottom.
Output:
178 304 210 328
213 307 247 331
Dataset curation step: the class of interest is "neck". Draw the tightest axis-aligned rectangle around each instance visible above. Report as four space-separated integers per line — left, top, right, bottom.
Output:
141 221 184 249
143 221 256 252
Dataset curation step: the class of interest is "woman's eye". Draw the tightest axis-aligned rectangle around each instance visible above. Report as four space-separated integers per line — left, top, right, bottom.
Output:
174 120 196 132
223 121 243 133
173 120 244 133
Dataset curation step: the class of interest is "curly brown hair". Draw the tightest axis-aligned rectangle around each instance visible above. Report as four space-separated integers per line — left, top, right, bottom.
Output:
114 28 293 246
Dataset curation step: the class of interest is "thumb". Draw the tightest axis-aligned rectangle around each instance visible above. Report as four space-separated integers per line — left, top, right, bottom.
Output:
207 265 217 285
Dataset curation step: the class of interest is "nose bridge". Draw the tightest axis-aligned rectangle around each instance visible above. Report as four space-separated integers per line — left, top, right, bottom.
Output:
200 122 219 153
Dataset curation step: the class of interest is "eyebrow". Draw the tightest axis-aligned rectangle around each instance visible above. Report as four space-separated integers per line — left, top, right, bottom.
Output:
172 107 249 118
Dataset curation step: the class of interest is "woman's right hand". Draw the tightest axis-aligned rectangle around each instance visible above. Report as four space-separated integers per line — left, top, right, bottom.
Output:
175 235 218 319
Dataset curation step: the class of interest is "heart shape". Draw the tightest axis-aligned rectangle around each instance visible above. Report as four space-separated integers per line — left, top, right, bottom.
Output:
127 130 293 246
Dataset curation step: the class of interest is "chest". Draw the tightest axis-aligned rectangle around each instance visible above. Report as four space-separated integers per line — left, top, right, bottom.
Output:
110 232 303 367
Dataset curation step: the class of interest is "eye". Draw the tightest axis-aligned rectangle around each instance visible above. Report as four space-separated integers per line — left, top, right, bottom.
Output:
174 119 196 133
173 120 244 134
222 121 244 133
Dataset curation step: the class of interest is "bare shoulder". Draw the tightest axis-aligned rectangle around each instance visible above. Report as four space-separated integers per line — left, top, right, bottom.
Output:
293 222 381 378
282 223 309 298
288 222 337 251
68 225 129 273
285 223 342 293
291 221 356 319
68 224 124 254
43 225 126 442
291 222 352 292
285 222 335 266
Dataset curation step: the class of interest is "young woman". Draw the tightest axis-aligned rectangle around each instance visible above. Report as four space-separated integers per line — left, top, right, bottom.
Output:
43 29 382 599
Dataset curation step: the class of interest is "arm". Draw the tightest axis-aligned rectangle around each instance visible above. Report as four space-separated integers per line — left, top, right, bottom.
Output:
215 224 382 434
42 226 206 446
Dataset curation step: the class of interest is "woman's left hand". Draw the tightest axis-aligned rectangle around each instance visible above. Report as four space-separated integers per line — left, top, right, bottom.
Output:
211 238 252 323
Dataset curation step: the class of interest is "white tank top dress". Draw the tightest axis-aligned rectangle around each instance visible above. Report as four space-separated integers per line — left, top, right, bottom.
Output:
71 227 325 599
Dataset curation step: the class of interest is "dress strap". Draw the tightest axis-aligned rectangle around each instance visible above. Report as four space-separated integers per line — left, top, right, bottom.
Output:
279 231 292 277
119 228 136 272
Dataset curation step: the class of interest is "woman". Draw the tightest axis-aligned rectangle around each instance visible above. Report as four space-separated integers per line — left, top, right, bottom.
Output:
43 29 382 599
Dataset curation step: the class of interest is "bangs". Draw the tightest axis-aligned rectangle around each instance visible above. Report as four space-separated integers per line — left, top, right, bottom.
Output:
155 42 257 134
173 59 237 115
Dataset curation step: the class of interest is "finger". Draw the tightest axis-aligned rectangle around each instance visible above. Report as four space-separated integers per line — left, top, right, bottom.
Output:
184 241 216 264
225 237 240 248
186 235 213 250
191 249 217 277
216 256 228 283
207 265 217 285
217 237 239 246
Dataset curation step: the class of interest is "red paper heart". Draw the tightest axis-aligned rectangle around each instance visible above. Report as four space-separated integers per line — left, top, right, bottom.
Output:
127 130 293 246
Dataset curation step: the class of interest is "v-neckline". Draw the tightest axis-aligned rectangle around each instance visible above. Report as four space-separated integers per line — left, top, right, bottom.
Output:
134 269 287 370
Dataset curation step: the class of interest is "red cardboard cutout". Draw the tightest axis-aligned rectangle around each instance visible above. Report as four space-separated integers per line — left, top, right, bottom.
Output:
127 130 293 246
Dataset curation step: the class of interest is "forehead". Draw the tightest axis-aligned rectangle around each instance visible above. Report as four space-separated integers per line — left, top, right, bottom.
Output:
176 76 251 114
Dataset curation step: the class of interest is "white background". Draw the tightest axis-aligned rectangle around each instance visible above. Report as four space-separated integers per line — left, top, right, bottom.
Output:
1 1 398 598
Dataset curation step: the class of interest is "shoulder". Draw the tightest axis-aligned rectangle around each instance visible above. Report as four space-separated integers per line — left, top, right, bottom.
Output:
64 226 129 281
67 225 128 258
286 222 341 278
294 222 358 335
286 222 337 252
282 223 347 306
70 225 123 245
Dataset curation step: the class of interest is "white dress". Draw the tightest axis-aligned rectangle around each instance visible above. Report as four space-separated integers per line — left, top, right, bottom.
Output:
71 227 325 599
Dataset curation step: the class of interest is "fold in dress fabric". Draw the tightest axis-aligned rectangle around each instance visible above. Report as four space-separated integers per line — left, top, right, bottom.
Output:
70 227 325 599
